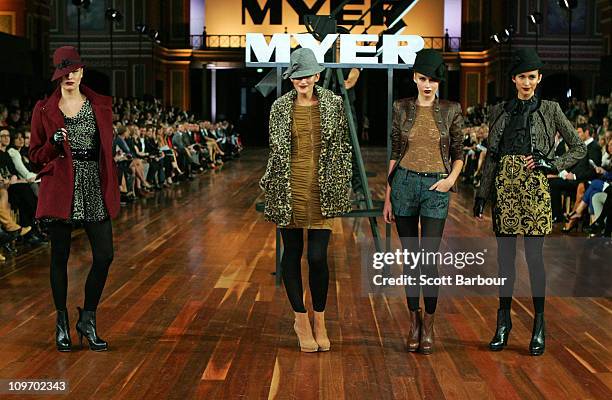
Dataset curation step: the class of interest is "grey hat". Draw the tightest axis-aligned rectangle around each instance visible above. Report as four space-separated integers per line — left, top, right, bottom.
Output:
282 48 325 80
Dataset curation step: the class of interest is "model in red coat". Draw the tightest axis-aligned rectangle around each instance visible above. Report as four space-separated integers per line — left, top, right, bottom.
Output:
29 46 120 352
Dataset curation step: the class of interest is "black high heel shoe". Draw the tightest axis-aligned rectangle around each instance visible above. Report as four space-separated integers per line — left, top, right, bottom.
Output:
56 309 71 352
561 215 581 233
75 307 108 351
489 309 512 351
585 220 605 237
529 312 545 356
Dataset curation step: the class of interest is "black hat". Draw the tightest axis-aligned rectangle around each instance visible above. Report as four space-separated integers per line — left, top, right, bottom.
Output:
412 49 446 82
508 48 544 76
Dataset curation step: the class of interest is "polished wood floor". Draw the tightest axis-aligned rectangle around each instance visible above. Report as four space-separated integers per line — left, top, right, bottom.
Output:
0 148 610 400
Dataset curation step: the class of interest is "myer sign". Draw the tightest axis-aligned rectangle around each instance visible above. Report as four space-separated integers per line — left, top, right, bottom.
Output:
245 33 425 68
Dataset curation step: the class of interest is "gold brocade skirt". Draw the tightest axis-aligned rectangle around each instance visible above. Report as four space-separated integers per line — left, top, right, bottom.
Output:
493 155 552 235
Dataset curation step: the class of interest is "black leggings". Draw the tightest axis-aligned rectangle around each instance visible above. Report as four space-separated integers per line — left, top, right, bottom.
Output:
280 228 331 313
47 219 114 312
496 234 545 313
395 216 446 314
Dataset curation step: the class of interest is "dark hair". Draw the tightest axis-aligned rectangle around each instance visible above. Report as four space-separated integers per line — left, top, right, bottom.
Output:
577 123 593 136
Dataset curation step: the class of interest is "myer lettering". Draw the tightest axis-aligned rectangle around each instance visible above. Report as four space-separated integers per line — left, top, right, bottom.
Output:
245 33 425 66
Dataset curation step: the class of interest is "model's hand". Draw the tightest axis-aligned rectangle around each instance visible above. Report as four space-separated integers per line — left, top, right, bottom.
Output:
383 198 395 224
525 154 557 174
473 197 485 220
51 128 67 146
429 178 453 193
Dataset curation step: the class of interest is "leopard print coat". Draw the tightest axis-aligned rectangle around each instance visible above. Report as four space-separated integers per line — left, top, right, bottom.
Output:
259 85 353 226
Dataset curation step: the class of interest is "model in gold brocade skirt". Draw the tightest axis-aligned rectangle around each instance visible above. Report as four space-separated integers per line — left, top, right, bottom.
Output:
493 155 552 235
285 103 334 230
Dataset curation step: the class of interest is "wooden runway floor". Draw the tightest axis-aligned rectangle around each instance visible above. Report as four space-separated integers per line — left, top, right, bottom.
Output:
0 148 610 399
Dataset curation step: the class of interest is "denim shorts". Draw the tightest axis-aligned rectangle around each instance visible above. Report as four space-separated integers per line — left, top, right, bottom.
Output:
390 166 450 219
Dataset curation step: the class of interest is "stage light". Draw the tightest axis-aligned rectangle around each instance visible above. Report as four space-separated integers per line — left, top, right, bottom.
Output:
385 0 417 30
135 24 148 34
529 12 543 25
149 29 160 41
529 12 543 51
105 8 122 22
490 34 501 44
503 26 515 38
71 0 91 7
558 0 578 10
72 0 91 54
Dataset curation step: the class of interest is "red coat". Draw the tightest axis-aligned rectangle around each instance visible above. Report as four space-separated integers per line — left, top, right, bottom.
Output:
29 85 120 220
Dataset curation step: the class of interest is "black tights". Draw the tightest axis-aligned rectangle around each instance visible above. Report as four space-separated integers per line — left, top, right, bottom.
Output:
496 234 545 313
48 220 114 312
395 216 446 314
280 228 331 313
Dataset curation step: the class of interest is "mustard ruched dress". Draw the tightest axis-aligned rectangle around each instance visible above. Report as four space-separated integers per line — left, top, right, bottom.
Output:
285 103 334 230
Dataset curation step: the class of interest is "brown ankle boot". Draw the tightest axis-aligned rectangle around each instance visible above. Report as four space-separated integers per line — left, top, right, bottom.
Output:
293 312 318 352
420 312 435 355
313 311 330 351
407 308 421 352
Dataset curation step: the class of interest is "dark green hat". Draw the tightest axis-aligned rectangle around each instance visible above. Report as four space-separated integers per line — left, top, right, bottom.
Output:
412 49 446 82
508 48 544 76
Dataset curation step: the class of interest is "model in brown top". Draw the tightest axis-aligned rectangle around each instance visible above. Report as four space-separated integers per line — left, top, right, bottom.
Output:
383 49 465 355
399 105 446 172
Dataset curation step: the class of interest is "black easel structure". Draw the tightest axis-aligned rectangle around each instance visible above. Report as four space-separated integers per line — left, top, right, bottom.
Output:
252 3 418 286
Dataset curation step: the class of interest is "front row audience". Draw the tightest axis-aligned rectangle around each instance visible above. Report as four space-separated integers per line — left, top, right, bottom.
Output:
0 106 243 260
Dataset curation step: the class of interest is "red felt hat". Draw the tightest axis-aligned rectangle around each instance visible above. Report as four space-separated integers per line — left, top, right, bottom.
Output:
51 46 85 82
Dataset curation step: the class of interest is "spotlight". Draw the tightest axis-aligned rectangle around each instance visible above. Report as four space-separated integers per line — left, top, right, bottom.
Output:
135 24 148 34
148 29 159 41
105 8 122 22
490 34 501 44
503 25 515 38
71 0 91 7
529 12 543 25
558 0 578 10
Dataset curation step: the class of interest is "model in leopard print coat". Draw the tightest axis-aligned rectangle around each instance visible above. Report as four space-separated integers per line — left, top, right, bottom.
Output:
259 85 353 226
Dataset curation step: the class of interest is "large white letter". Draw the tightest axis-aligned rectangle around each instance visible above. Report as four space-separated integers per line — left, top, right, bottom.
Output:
246 33 291 63
381 35 425 65
339 34 379 64
293 33 338 62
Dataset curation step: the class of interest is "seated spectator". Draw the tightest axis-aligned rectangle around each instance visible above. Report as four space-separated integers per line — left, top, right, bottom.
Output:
113 125 136 203
144 125 165 189
8 130 38 196
548 124 601 226
0 129 43 244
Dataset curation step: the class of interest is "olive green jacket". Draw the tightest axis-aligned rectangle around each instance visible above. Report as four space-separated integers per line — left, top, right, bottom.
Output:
259 85 353 226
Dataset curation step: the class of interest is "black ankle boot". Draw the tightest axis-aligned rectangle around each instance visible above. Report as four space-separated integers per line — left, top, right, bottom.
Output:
529 312 545 356
56 309 71 352
75 307 108 351
489 308 512 351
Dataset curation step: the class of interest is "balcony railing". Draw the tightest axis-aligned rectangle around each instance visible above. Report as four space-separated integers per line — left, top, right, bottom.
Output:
190 35 461 52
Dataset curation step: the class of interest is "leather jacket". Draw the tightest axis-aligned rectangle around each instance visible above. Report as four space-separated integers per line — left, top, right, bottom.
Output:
388 97 464 191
